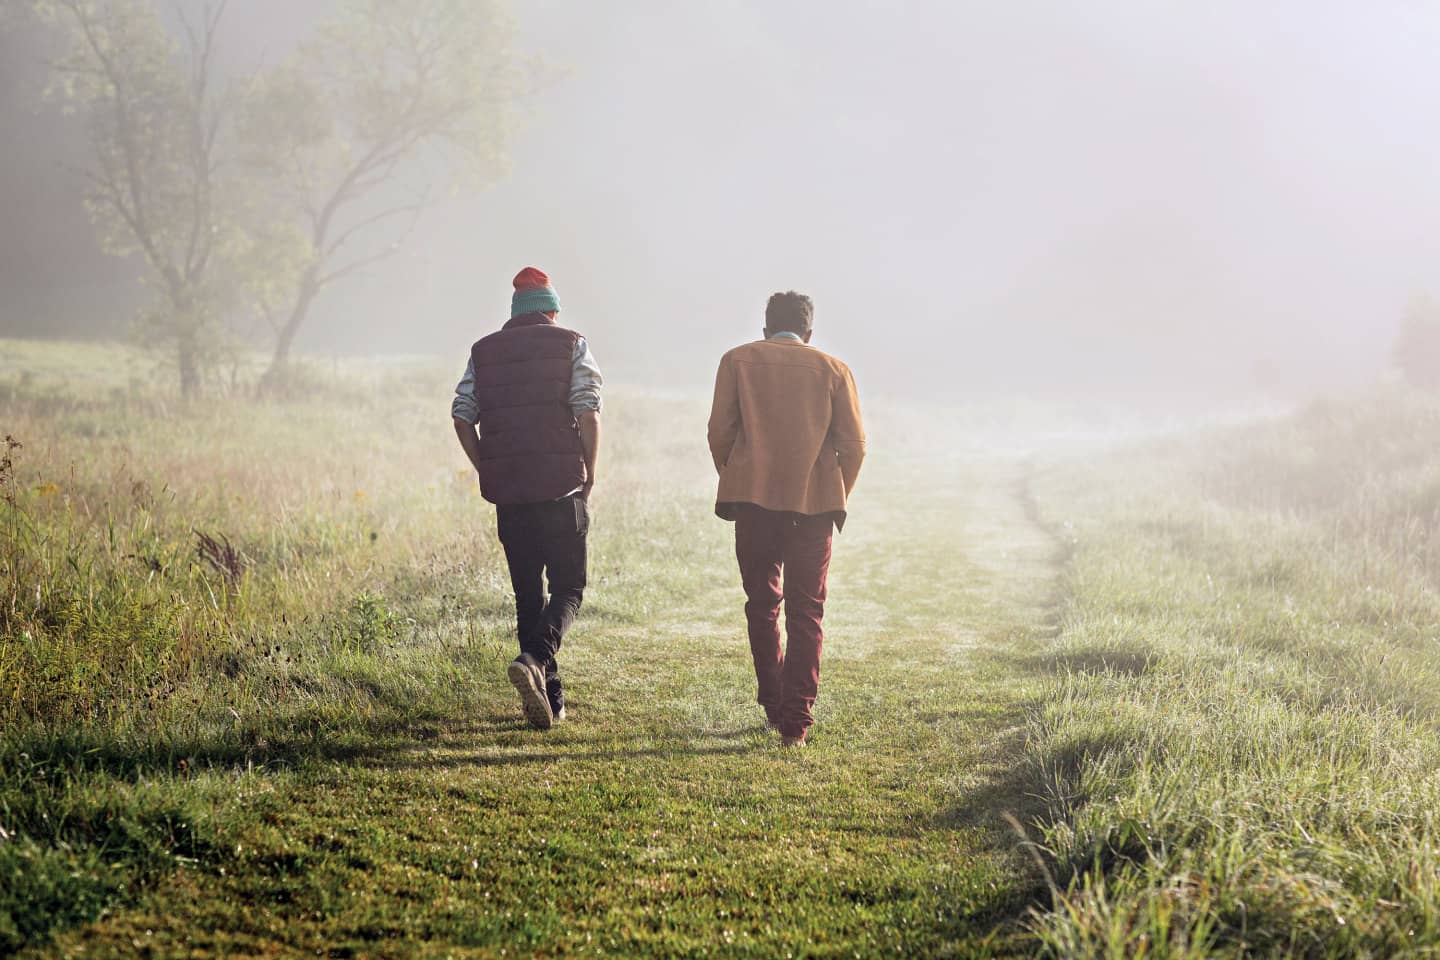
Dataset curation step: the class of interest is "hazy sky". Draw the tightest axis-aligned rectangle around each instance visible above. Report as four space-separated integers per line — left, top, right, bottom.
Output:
4 1 1438 402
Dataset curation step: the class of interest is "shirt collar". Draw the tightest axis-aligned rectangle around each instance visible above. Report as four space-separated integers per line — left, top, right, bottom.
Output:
767 331 803 342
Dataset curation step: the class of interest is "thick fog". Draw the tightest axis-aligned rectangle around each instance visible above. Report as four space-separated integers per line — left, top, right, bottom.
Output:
3 1 1438 404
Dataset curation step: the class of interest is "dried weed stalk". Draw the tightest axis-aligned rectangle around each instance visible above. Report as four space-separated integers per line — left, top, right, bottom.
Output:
194 530 247 588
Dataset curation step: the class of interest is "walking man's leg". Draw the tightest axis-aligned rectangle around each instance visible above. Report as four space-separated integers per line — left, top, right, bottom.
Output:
778 514 832 743
499 504 555 729
736 506 786 727
531 495 588 721
499 505 546 648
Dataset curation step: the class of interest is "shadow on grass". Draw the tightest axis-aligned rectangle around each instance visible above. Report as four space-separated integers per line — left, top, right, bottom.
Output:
0 702 452 952
908 717 1150 955
936 726 1137 833
992 644 1160 680
923 694 1148 954
5 711 435 782
359 709 764 769
384 740 757 770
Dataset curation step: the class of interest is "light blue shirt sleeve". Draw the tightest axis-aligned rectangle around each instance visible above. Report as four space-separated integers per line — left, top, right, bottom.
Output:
570 337 603 415
451 358 480 425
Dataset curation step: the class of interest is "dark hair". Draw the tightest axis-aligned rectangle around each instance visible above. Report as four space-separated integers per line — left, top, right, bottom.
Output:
765 291 813 334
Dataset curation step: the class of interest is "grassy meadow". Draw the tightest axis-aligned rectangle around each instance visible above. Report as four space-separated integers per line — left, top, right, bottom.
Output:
1019 387 1440 957
3 338 1440 957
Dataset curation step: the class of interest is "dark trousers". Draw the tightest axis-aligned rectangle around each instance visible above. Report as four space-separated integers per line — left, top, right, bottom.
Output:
496 494 589 712
734 505 833 739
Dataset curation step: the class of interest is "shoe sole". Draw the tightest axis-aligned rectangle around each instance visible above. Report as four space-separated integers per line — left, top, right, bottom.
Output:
508 660 553 730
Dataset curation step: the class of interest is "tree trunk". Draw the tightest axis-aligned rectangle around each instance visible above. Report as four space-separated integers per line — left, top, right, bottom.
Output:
178 331 200 400
262 273 319 389
170 285 203 400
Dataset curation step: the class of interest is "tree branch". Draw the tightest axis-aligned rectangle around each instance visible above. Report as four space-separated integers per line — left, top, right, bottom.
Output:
62 0 182 295
323 193 432 259
179 0 228 284
316 191 427 289
317 244 403 288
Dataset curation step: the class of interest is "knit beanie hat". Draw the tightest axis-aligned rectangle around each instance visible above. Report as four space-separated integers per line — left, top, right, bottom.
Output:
511 266 562 317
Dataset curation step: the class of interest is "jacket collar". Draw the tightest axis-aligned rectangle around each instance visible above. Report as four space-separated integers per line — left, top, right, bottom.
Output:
503 312 557 330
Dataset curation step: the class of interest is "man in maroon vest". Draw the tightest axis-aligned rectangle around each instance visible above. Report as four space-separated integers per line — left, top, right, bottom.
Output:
452 267 603 730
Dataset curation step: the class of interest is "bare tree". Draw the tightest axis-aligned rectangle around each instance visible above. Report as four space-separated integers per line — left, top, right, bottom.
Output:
241 0 527 386
31 0 239 398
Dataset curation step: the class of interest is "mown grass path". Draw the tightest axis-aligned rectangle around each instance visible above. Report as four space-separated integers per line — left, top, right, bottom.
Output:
30 454 1062 959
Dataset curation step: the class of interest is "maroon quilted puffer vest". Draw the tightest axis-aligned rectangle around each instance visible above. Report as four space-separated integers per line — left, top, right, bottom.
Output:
470 313 586 505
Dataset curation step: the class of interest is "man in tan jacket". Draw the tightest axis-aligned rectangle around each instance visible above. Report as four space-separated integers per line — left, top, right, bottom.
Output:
707 291 865 747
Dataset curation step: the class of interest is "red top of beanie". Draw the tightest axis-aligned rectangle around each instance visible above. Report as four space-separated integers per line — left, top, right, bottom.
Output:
513 266 550 291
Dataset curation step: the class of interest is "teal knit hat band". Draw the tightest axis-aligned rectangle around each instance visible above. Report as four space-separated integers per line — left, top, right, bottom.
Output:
509 266 561 317
511 286 561 317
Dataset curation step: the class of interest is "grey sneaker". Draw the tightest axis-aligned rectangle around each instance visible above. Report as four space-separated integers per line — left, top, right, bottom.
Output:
507 654 553 730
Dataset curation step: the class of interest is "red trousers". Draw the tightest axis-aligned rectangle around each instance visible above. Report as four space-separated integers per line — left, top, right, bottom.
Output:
734 505 833 739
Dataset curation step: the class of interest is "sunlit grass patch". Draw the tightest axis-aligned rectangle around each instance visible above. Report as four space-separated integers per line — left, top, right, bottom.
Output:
1021 388 1440 957
2 341 1063 955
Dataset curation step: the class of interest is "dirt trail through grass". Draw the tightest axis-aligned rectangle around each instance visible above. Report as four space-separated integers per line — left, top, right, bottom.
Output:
30 454 1065 958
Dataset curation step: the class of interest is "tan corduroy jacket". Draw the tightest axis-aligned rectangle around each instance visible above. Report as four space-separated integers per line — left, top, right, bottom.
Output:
707 336 866 529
